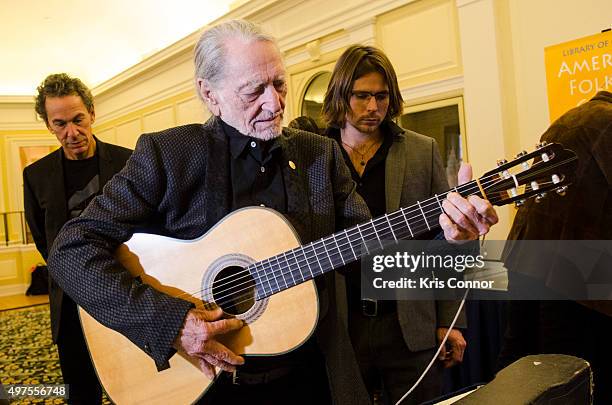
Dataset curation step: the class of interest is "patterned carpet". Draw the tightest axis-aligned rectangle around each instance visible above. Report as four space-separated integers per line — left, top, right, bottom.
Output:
0 304 110 404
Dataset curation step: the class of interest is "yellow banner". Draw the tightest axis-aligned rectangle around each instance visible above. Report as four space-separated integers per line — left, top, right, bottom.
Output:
544 30 612 122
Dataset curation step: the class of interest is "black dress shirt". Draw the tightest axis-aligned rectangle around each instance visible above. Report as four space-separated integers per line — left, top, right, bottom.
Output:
63 152 100 219
325 123 394 310
220 120 322 374
222 121 287 213
325 124 393 218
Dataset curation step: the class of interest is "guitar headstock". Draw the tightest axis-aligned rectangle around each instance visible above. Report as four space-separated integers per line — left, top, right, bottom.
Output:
479 142 578 207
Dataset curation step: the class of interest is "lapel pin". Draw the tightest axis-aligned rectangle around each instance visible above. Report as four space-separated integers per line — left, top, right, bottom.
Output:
289 161 296 170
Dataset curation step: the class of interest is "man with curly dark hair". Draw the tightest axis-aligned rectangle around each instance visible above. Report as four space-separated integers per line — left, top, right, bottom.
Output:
24 73 131 404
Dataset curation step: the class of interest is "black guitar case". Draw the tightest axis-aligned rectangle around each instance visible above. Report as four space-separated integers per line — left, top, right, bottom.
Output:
455 354 592 404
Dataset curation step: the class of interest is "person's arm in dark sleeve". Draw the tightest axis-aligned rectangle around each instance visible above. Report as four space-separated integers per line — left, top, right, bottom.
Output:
48 134 193 370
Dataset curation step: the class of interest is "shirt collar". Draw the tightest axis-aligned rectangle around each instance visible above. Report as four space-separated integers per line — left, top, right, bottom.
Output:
220 119 282 160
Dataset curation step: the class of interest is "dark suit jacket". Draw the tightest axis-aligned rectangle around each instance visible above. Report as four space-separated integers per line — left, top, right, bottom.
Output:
23 138 132 342
48 117 372 405
505 91 612 242
385 126 467 351
504 91 612 315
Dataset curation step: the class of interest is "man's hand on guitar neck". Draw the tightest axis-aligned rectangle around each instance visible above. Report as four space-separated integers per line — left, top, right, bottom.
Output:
440 163 499 241
174 307 245 379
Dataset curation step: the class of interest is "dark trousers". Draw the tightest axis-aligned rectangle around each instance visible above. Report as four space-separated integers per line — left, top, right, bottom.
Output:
200 351 331 405
56 293 102 405
349 308 442 405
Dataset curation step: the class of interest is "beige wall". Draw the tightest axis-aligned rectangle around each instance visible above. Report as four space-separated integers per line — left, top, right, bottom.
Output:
94 91 210 150
0 245 43 296
93 47 210 149
0 100 48 212
502 0 612 150
0 100 50 293
1 0 610 294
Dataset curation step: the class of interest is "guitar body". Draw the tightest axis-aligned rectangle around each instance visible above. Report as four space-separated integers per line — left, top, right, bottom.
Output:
76 142 578 404
79 207 319 404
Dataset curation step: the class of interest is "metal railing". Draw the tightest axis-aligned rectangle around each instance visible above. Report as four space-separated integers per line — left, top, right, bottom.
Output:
0 211 32 246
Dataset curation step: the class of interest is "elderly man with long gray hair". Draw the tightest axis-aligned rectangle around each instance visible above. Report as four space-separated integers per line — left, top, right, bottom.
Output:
48 19 372 404
49 19 495 404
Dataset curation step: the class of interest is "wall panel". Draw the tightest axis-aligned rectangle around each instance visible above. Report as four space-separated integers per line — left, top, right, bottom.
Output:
143 106 175 133
0 259 17 280
116 119 142 150
176 97 209 126
96 127 116 144
377 0 462 88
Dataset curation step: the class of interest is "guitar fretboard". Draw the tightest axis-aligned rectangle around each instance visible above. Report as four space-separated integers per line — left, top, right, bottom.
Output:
250 181 481 299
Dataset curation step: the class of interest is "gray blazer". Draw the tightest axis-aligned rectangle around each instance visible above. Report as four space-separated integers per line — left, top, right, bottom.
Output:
48 117 371 405
386 129 467 351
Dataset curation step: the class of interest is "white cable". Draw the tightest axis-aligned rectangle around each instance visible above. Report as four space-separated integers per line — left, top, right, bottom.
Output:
395 287 470 405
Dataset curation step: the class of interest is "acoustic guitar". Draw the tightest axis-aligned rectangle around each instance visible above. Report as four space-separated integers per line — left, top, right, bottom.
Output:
79 142 577 404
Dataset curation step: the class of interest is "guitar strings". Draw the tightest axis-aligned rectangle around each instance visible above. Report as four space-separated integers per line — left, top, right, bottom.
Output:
214 176 567 311
178 175 507 306
209 176 569 309
175 164 514 301
171 157 570 309
173 174 503 304
172 199 463 307
173 179 493 305
216 175 564 307
215 210 468 310
180 173 500 299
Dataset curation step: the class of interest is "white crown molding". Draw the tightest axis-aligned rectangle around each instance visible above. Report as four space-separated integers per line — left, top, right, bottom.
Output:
247 0 303 24
93 41 194 97
282 15 379 67
276 0 414 51
401 75 464 102
4 0 426 100
95 79 196 125
91 0 415 98
346 17 377 46
345 16 377 35
92 0 281 98
224 0 284 20
283 30 353 66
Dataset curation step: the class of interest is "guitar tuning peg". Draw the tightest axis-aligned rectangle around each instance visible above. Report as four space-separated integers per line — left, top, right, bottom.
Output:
536 141 548 149
552 174 561 184
530 181 540 191
515 150 528 159
556 186 568 196
535 192 547 203
515 199 526 207
496 158 508 167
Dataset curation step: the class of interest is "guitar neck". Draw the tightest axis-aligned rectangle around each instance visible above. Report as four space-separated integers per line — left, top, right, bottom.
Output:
251 180 481 299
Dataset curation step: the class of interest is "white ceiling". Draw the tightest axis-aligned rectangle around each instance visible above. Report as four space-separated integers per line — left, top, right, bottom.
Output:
0 0 236 96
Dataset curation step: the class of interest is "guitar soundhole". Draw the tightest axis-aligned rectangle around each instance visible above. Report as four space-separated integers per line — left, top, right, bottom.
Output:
212 266 256 316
